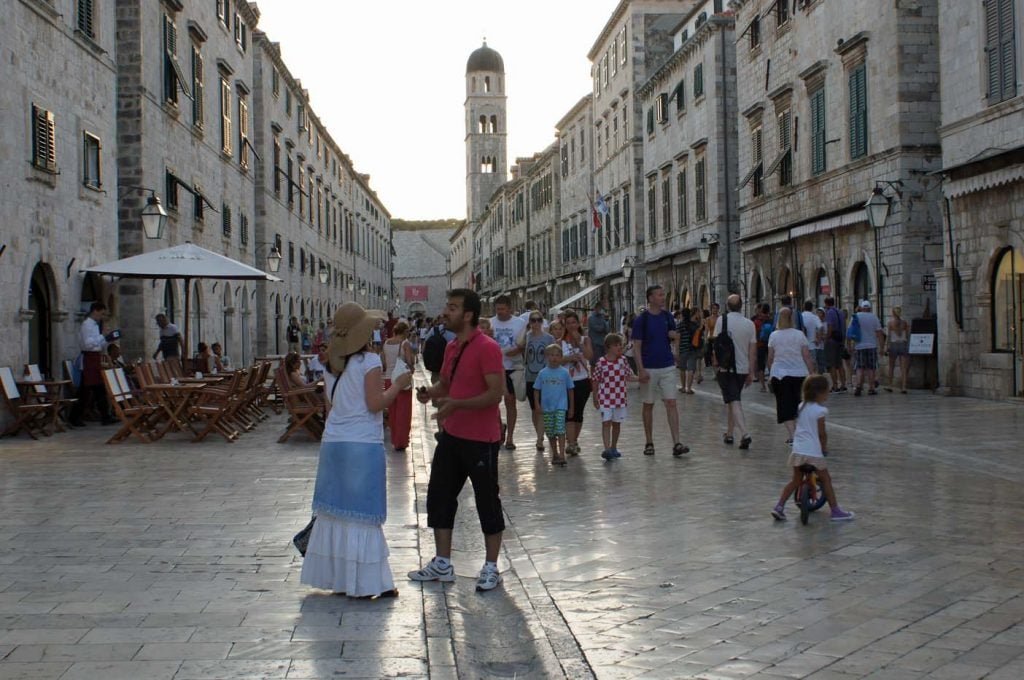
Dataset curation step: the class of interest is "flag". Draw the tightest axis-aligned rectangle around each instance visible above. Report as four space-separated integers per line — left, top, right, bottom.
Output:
592 204 602 231
404 285 428 301
595 189 609 216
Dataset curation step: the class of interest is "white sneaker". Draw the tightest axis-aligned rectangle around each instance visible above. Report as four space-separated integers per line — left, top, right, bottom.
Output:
476 565 502 592
407 558 456 582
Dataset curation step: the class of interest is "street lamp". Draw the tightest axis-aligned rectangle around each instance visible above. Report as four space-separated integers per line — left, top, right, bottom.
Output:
254 242 283 273
698 234 719 303
318 262 329 284
119 186 168 239
576 271 588 290
622 256 635 312
346 275 355 292
864 181 901 320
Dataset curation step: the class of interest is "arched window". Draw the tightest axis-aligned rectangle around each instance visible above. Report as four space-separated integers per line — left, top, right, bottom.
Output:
163 281 177 322
490 115 497 133
752 271 764 305
778 267 793 300
993 247 1024 353
471 77 476 91
478 115 487 134
27 263 54 376
484 76 491 93
815 267 831 307
852 261 870 304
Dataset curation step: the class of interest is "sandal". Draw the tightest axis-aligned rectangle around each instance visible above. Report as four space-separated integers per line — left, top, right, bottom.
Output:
738 435 752 450
723 434 734 445
567 443 579 456
643 442 655 456
553 456 567 466
535 441 545 451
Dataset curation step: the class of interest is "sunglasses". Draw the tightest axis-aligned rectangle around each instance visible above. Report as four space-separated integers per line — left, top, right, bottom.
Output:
530 317 543 322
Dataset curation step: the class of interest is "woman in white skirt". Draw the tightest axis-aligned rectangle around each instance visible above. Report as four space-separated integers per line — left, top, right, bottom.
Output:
300 302 413 598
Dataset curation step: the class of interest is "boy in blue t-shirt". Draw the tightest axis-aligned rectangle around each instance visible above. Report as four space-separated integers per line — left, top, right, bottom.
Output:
533 344 574 467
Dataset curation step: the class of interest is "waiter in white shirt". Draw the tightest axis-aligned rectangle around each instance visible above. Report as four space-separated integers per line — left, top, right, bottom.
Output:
68 302 117 427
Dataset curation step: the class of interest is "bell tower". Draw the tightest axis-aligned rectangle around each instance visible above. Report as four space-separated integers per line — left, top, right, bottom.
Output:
465 40 507 224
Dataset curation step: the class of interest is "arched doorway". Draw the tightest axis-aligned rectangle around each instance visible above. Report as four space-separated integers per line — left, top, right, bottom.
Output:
852 261 870 306
778 267 794 301
163 281 177 323
992 247 1024 395
699 285 709 311
222 284 235 360
28 263 55 377
240 286 250 366
752 271 764 306
815 267 831 307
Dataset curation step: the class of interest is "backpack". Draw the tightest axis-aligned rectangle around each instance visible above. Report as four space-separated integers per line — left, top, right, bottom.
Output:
847 313 862 343
423 326 447 373
691 324 703 349
759 321 775 344
713 313 737 372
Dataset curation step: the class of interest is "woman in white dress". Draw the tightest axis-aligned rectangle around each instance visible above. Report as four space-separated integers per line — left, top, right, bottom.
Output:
300 302 412 598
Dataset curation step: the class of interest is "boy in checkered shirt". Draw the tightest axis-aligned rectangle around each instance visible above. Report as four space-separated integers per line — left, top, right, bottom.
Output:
591 333 637 460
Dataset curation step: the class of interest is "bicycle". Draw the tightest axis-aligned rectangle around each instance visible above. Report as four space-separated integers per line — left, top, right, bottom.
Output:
794 461 828 525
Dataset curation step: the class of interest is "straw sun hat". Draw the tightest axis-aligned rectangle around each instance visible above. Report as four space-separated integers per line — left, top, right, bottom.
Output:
327 302 385 369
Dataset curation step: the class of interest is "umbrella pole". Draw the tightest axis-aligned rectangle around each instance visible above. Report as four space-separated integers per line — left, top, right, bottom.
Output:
183 278 191 369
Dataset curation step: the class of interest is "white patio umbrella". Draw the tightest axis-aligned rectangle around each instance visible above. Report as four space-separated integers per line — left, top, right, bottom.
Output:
83 242 282 362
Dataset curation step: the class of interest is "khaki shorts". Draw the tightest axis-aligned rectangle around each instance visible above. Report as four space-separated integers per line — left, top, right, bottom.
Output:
788 453 828 470
640 366 677 404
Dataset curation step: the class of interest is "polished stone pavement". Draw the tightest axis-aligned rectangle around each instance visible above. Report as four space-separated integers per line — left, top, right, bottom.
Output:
0 368 1022 679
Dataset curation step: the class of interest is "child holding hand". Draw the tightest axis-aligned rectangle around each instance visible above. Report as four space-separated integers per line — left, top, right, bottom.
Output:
771 374 855 521
591 333 637 460
534 344 573 467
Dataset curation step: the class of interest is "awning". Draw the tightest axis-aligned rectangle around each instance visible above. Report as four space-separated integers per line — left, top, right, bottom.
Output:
551 282 602 312
942 164 1024 199
765 148 790 177
789 209 866 239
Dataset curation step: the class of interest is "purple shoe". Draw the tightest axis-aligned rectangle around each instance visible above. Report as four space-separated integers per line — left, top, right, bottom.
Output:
830 508 855 521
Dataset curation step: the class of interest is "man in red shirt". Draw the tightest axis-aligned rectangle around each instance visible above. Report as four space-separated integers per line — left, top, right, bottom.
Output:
410 289 507 592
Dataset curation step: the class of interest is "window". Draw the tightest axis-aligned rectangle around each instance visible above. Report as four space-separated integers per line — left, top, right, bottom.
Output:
987 0 1017 104
647 179 657 240
286 154 294 205
749 16 761 49
165 171 178 211
612 41 618 75
288 241 295 269
672 79 685 113
193 186 205 224
285 88 292 116
623 189 631 244
751 127 764 197
560 143 569 177
273 138 281 195
299 247 306 273
82 132 101 188
579 220 588 257
297 103 306 132
646 107 655 135
849 64 868 159
656 93 669 123
234 11 247 52
677 168 687 229
693 63 704 98
191 47 204 129
695 158 706 221
777 0 790 26
601 54 609 88
271 67 280 98
77 0 95 39
623 107 628 138
220 78 232 155
619 26 628 65
810 86 826 175
613 197 621 248
217 0 229 28
596 122 603 157
238 95 249 169
222 204 232 236
661 174 671 236
240 213 249 245
163 15 190 105
570 223 579 260
31 105 57 172
778 109 793 186
579 128 585 162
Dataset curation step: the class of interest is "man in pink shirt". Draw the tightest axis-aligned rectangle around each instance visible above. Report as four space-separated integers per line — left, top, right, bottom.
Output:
410 289 507 592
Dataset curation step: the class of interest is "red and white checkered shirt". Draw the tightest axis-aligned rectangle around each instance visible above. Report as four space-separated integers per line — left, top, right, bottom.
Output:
594 355 633 408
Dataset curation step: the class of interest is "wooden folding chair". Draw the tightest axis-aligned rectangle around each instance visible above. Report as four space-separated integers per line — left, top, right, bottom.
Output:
22 363 76 431
166 358 184 379
102 368 157 444
1 367 58 439
189 371 243 442
275 366 324 443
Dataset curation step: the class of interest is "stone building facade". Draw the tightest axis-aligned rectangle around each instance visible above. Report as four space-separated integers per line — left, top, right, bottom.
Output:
555 97 597 312
1 0 119 379
523 146 560 309
733 0 943 337
392 228 454 318
252 32 391 355
589 0 698 314
935 0 1024 399
639 0 738 314
0 0 392 402
448 221 471 290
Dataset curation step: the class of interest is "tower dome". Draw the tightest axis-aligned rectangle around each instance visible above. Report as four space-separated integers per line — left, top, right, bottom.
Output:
466 41 504 74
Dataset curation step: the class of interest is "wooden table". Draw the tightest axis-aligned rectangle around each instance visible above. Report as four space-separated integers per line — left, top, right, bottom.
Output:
17 379 73 434
142 383 204 439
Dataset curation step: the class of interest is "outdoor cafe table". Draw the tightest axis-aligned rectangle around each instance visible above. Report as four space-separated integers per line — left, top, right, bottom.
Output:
142 383 204 439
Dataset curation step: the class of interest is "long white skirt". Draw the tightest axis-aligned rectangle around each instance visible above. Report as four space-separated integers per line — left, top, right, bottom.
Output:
299 513 395 596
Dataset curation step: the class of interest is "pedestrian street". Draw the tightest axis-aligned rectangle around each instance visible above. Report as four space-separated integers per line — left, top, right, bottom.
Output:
1 369 1023 679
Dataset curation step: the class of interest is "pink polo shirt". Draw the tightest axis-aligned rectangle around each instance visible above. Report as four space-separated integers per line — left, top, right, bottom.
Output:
441 328 503 443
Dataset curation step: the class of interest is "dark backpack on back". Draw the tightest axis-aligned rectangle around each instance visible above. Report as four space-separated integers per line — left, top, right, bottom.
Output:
713 313 737 372
423 326 447 373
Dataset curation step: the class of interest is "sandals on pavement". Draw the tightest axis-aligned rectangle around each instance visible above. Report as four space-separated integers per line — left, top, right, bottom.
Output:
723 434 734 445
643 442 655 456
738 435 752 450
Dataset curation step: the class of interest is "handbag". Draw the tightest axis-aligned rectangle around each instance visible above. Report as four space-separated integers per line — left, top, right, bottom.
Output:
292 517 315 557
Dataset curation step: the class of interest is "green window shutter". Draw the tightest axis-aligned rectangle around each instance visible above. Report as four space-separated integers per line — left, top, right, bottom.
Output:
647 107 654 134
1000 0 1017 101
849 64 867 159
987 0 1003 104
811 88 826 175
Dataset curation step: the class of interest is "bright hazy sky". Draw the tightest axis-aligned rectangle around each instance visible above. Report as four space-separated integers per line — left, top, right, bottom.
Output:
255 0 620 221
